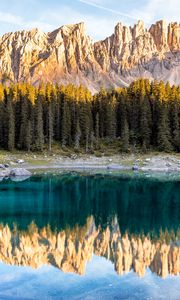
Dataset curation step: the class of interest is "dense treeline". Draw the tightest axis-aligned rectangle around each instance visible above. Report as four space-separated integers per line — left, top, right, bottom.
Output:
0 79 179 152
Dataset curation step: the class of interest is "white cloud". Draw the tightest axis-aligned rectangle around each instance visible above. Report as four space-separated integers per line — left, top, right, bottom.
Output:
81 0 105 3
79 0 138 21
37 5 120 40
0 11 23 25
0 10 53 34
131 0 180 25
0 0 179 40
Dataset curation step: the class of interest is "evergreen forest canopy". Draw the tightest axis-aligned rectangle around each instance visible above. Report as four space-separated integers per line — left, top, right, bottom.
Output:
0 79 179 153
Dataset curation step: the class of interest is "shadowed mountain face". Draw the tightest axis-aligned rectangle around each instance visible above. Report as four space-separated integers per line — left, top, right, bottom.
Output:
0 173 179 278
0 20 179 92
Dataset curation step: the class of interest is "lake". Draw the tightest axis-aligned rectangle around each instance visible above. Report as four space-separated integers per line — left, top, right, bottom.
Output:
0 172 179 299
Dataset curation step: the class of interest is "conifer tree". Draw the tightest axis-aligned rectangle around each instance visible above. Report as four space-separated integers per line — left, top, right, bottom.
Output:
54 88 61 141
6 93 15 151
34 94 44 151
140 96 151 151
74 118 81 151
25 120 32 152
106 95 117 140
157 101 173 152
18 92 29 149
0 85 5 148
170 98 180 151
61 97 71 147
95 112 100 140
121 117 130 152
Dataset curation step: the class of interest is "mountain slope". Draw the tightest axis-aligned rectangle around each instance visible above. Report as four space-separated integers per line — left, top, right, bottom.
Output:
0 20 179 92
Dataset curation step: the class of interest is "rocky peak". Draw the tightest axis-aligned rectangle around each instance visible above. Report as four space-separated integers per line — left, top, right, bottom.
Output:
132 20 146 38
49 22 87 43
0 19 180 91
168 22 180 50
149 20 168 51
61 22 86 36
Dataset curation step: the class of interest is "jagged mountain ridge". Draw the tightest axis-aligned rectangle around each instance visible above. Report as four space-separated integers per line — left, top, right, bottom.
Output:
0 20 180 92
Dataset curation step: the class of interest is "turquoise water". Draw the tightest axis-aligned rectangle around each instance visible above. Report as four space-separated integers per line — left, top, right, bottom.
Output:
0 173 179 299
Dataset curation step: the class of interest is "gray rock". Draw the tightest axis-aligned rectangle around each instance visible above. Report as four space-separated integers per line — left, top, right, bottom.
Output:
0 170 10 177
70 154 78 160
0 164 5 169
16 159 25 164
107 164 128 170
4 164 9 168
132 165 139 171
166 162 172 167
10 168 31 177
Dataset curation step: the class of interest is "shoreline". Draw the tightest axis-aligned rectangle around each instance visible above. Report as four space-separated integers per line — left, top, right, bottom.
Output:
25 163 180 173
0 153 180 177
24 153 180 173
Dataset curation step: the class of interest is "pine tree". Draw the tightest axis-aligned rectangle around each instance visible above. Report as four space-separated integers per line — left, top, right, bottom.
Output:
61 96 71 147
18 92 29 149
74 117 81 151
45 84 54 152
48 101 53 152
34 94 44 151
0 85 5 148
140 96 152 151
54 88 61 141
97 88 107 138
6 94 15 151
171 99 180 151
106 95 117 140
157 101 173 152
95 112 100 140
25 120 32 152
121 117 130 152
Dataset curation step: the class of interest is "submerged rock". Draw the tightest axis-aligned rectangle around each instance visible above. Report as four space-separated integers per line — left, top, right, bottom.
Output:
9 168 31 177
11 176 31 182
0 170 10 177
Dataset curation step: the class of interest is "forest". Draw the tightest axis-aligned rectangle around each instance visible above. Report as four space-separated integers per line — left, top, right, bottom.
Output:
0 79 179 153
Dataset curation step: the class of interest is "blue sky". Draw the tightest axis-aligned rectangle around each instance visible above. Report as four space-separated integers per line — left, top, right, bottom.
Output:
0 0 179 40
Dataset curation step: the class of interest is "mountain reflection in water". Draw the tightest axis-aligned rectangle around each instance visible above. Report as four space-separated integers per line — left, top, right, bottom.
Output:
0 218 179 278
0 173 179 280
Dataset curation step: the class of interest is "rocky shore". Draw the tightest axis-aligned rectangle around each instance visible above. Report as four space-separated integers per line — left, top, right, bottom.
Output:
0 167 31 180
0 153 179 179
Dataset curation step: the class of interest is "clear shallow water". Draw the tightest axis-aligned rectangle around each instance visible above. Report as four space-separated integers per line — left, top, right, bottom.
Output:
0 172 179 300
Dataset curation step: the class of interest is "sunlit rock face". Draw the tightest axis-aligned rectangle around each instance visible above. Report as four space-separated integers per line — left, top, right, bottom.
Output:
0 20 179 92
0 218 179 278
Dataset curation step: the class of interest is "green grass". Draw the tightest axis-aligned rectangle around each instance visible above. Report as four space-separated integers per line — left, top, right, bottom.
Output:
0 142 179 167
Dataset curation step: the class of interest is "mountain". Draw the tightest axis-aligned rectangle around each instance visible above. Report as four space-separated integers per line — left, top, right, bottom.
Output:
0 20 179 92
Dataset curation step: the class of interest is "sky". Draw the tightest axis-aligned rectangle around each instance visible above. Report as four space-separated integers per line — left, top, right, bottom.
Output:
0 0 179 41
